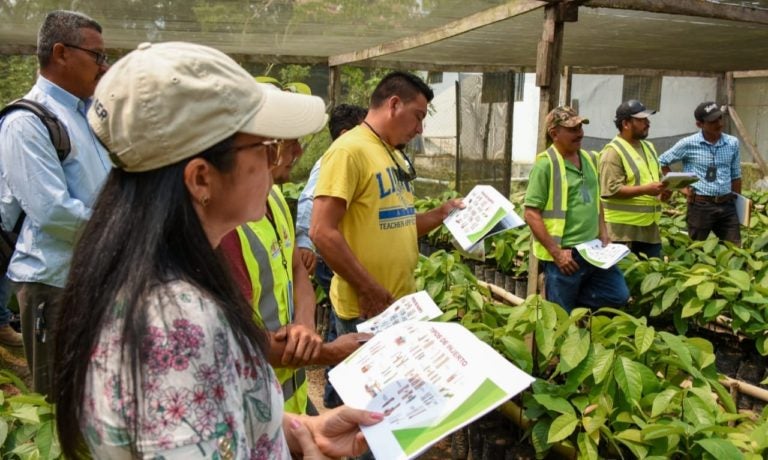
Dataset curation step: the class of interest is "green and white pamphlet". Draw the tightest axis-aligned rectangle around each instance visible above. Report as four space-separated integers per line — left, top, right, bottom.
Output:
575 239 630 269
329 321 535 460
443 185 525 253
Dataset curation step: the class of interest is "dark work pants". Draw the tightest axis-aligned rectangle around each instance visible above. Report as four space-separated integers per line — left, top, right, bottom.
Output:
686 200 741 245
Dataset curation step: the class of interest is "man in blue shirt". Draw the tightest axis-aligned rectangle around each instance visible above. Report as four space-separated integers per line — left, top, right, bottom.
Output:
0 10 111 395
658 102 741 244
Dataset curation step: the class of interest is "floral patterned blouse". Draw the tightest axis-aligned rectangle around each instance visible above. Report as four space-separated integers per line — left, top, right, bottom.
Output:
82 280 290 459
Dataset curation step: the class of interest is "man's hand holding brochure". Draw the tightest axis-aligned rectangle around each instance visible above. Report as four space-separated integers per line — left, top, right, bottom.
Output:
442 185 526 259
332 290 535 460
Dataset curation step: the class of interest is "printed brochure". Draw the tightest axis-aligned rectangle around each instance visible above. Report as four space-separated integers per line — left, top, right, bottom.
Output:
661 172 699 189
330 321 535 460
356 291 443 335
443 185 525 252
575 239 630 269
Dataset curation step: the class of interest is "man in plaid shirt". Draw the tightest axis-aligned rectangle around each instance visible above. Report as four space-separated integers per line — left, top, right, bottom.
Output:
658 101 741 244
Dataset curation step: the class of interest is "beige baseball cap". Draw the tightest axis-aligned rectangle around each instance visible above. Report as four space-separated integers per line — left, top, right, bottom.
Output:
88 41 328 172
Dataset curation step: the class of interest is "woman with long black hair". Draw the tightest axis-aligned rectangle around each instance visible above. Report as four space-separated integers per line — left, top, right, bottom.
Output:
53 41 381 459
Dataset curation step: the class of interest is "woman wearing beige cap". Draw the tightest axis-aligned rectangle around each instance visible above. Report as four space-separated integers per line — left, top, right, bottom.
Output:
53 42 381 459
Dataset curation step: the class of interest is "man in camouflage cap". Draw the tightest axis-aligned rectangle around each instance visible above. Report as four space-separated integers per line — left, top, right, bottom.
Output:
524 106 629 313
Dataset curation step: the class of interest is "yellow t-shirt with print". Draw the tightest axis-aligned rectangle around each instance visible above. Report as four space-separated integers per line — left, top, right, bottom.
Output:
314 124 418 319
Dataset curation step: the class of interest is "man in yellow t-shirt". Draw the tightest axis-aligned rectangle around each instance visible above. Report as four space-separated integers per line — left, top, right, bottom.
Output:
310 71 462 335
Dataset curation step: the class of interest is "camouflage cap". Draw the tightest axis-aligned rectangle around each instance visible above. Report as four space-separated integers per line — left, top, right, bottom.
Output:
545 106 589 131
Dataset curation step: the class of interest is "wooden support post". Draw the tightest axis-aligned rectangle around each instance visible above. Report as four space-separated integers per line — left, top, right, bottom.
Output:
502 71 515 198
529 3 566 297
455 80 463 194
559 65 572 107
729 105 768 178
328 66 341 111
719 72 731 134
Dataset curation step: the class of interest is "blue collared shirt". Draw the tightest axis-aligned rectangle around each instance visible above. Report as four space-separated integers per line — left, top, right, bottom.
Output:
657 131 740 197
0 76 110 287
295 158 322 251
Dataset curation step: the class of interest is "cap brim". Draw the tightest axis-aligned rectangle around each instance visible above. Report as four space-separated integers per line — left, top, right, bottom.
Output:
240 83 328 139
702 110 724 122
561 117 589 127
631 109 656 118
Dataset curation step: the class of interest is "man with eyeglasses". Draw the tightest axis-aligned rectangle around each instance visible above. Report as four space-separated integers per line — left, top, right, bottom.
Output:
0 10 111 396
310 72 462 339
658 102 741 244
220 137 371 415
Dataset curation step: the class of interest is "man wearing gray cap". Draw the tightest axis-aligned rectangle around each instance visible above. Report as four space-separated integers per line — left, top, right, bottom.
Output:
0 10 111 395
599 100 666 259
658 101 741 244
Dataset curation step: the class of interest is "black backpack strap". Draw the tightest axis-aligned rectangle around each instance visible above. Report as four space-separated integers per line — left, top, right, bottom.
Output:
0 99 71 162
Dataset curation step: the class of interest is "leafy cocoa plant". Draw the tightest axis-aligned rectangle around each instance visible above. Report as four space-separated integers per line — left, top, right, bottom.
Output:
0 370 61 459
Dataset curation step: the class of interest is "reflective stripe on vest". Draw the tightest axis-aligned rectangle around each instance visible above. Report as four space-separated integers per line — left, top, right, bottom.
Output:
237 187 308 414
601 137 661 227
532 147 598 261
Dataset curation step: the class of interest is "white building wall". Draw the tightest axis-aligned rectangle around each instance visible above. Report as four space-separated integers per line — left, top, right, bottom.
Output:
422 73 717 165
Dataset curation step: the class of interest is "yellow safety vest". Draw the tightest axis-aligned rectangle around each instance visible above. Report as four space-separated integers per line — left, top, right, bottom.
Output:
237 186 308 414
532 147 599 262
600 137 661 226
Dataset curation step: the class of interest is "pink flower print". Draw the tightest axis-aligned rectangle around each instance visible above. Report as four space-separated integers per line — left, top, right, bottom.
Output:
251 433 276 460
171 354 189 371
193 402 217 438
224 412 236 431
151 348 173 373
157 435 174 450
191 385 208 407
211 384 227 402
195 364 219 384
142 377 162 396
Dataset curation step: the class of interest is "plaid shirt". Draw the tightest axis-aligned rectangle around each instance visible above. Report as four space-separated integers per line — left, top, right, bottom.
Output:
658 131 740 197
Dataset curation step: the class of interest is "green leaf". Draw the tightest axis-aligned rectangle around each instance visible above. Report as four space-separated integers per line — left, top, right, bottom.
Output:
756 336 768 356
661 285 679 310
724 270 751 291
695 438 744 460
532 394 575 416
614 357 642 402
11 405 40 425
0 418 7 447
641 272 663 294
696 282 715 300
547 412 579 443
500 336 533 374
641 423 686 440
577 431 599 460
634 324 654 355
702 298 728 319
731 304 752 323
592 348 615 384
651 388 680 417
681 275 709 288
535 315 554 358
559 328 590 373
531 420 551 455
659 332 693 372
36 420 55 460
681 297 705 318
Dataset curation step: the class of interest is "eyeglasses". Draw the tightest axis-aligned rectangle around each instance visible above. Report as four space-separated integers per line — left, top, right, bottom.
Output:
62 43 109 66
233 139 284 167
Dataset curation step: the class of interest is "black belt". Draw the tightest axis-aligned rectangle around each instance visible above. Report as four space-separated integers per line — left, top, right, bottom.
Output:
692 193 735 204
